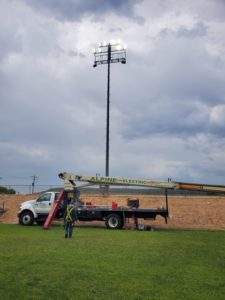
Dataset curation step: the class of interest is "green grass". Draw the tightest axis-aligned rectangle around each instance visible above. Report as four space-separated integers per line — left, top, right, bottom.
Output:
0 224 225 300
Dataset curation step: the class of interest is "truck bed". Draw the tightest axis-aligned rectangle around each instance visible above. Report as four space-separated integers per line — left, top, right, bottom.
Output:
77 206 168 222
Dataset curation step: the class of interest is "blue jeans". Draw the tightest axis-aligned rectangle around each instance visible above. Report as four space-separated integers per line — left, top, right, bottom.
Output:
65 221 74 238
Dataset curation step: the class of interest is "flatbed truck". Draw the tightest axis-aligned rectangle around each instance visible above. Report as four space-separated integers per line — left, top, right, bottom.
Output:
18 190 169 229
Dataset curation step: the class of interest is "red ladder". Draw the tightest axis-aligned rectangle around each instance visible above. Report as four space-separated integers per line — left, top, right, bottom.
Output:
43 191 65 229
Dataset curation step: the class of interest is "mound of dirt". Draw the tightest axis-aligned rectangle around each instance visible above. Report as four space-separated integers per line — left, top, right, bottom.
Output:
1 193 225 230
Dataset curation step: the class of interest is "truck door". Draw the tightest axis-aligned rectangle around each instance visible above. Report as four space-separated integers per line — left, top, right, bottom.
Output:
34 193 52 215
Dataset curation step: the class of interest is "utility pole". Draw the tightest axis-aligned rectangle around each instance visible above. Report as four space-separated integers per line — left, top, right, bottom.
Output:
31 175 38 194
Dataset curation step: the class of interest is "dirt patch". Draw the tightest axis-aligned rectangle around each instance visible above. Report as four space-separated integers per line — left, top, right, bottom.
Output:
0 194 38 224
1 193 225 230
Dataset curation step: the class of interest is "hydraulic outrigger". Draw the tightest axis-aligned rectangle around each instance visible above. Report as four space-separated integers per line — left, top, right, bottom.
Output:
43 172 225 229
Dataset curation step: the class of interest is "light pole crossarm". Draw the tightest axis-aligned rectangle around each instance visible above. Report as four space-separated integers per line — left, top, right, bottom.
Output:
93 57 126 67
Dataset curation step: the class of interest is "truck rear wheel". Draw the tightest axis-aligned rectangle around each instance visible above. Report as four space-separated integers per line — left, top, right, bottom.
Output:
105 214 123 229
19 211 34 226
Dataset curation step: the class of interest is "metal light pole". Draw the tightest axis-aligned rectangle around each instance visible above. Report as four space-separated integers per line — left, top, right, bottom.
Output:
93 40 126 177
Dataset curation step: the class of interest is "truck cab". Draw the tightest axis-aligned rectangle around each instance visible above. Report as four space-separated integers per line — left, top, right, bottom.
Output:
18 192 62 225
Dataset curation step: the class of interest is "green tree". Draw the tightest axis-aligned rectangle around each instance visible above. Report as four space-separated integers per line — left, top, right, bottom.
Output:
0 186 16 194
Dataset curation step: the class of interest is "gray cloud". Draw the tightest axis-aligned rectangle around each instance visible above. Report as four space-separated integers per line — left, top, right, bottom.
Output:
176 22 208 39
194 0 225 22
0 28 22 60
113 39 225 140
22 0 143 21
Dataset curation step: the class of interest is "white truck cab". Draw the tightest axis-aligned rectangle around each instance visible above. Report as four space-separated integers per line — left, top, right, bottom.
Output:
18 192 61 225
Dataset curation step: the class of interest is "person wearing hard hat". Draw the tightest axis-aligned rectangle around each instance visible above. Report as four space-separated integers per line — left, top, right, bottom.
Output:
64 199 77 238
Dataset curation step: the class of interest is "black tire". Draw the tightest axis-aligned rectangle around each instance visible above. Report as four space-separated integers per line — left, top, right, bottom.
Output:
105 214 123 229
19 211 34 226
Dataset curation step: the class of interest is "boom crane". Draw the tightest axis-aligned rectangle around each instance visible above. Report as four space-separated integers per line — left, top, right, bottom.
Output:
58 172 178 190
58 172 225 193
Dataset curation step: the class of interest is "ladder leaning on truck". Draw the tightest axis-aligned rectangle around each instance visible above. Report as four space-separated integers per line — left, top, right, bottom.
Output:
43 172 225 229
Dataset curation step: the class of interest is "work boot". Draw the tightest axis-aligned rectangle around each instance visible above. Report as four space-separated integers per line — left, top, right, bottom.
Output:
65 234 68 238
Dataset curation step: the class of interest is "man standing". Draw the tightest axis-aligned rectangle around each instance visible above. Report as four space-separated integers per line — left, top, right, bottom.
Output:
64 200 77 238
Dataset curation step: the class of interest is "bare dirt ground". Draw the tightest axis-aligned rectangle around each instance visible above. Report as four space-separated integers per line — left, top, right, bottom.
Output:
0 193 225 230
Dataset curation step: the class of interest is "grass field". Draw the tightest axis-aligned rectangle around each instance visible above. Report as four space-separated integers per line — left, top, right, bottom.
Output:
0 224 225 300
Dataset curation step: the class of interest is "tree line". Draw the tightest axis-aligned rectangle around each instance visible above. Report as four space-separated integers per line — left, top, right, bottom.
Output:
0 185 16 194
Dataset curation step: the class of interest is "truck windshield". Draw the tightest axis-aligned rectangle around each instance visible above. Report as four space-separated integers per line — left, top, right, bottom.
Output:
37 193 51 202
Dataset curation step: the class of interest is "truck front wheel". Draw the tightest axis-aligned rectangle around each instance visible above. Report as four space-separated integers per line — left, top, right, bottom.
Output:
105 214 123 229
19 211 34 226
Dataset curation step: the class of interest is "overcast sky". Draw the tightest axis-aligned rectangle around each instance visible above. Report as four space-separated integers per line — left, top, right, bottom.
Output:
1 0 225 189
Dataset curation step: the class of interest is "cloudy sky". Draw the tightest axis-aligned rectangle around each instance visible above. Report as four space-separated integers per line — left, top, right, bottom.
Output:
1 0 225 189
